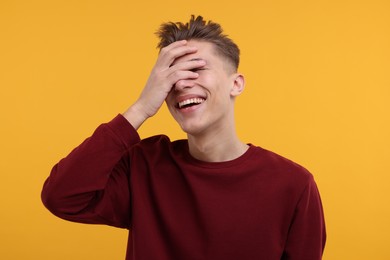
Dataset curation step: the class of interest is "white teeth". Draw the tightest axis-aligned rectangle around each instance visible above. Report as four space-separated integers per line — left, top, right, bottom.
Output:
178 98 205 108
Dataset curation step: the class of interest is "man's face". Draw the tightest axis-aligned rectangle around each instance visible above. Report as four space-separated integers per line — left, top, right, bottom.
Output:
165 40 243 137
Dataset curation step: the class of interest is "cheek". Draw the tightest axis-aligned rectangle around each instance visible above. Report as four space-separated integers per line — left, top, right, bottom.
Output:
165 97 177 115
165 92 174 104
197 72 214 83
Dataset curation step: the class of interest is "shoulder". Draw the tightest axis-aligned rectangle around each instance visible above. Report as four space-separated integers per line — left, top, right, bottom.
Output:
131 134 171 151
250 145 314 188
130 135 187 157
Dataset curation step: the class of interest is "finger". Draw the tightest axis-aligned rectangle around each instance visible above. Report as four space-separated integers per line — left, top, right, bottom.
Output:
160 40 188 52
167 70 199 85
173 79 197 90
169 59 206 73
157 43 198 68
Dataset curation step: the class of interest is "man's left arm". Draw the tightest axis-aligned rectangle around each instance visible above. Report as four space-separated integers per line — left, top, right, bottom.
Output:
282 175 326 259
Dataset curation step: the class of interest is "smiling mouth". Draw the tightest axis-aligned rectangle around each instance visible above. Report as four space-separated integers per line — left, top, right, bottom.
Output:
177 98 206 109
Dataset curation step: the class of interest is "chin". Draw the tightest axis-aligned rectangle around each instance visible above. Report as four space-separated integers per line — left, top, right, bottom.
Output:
178 122 205 136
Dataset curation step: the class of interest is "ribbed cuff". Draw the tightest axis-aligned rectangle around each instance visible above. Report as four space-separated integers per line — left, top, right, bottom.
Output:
106 114 141 148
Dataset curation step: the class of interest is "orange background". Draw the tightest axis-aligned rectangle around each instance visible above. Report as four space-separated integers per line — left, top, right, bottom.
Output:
1 0 389 259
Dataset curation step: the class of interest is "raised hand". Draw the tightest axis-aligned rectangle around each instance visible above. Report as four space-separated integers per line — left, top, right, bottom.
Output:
123 40 206 129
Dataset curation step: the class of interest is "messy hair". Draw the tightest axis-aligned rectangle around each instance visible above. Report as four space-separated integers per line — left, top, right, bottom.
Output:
156 15 240 71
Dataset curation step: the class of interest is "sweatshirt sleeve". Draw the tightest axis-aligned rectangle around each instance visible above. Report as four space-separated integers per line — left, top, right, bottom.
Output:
282 175 327 259
41 114 140 229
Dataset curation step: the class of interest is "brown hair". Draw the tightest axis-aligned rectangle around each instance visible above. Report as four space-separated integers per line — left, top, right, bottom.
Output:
156 15 240 71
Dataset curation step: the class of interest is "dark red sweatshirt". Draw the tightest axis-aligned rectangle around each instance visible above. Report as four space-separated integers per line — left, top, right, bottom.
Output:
42 115 326 260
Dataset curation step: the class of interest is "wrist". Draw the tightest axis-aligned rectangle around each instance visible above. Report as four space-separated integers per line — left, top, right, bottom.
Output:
122 103 150 130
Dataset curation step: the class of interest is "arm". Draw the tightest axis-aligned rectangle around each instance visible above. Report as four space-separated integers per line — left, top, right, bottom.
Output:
41 40 206 227
41 115 139 228
282 176 326 259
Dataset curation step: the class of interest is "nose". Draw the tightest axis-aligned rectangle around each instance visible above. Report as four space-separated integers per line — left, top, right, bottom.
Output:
173 79 195 92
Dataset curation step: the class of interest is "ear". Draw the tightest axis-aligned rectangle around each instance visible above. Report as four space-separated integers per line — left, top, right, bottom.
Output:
230 73 245 97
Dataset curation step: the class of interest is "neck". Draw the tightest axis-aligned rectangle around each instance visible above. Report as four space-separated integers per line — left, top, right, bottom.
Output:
187 127 249 163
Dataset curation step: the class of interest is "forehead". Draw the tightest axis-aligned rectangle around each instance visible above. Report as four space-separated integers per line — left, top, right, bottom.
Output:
172 40 221 65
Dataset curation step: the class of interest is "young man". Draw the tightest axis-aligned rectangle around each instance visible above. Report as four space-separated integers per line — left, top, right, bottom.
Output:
42 15 326 259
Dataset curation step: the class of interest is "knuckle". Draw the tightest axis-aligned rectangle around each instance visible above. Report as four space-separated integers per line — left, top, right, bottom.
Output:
160 46 170 55
171 70 182 79
175 80 183 87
